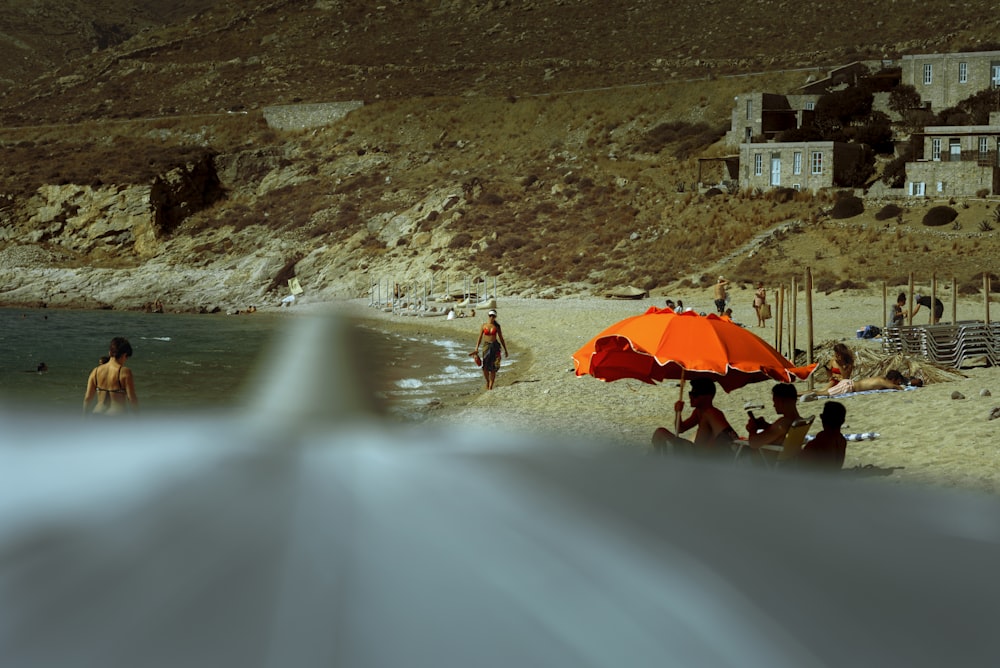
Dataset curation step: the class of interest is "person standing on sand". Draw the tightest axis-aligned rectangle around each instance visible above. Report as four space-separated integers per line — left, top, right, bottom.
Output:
475 309 508 390
83 337 139 415
753 282 768 327
713 276 730 315
911 293 944 324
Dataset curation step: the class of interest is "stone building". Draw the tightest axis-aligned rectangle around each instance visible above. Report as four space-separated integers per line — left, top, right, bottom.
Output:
905 112 1000 197
738 141 866 194
900 50 1000 111
725 93 820 147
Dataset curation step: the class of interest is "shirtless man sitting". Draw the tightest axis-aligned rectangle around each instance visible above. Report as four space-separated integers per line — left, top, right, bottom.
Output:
746 382 801 450
652 378 739 457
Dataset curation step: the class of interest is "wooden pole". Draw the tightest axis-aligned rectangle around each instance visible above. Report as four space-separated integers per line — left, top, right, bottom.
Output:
773 288 779 349
952 277 957 324
774 284 785 353
931 273 938 324
806 268 815 390
790 277 797 362
987 273 992 324
907 272 915 326
882 281 888 329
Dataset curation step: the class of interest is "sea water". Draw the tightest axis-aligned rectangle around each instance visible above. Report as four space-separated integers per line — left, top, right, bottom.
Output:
0 308 489 419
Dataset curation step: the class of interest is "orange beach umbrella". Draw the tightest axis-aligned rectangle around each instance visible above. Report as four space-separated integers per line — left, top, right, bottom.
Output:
572 307 815 393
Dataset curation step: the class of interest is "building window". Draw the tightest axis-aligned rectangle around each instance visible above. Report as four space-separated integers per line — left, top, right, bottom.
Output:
980 137 990 164
909 181 926 197
937 182 944 193
793 152 802 175
746 99 753 120
810 151 823 175
745 127 752 143
754 153 763 176
923 63 932 85
993 64 1000 88
931 138 941 161
804 101 815 111
792 184 801 191
959 62 968 83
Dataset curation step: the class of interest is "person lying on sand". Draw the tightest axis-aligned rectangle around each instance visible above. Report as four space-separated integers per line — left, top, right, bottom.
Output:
801 370 920 399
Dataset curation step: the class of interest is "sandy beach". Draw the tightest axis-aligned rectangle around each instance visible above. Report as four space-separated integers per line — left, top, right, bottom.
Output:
340 286 1000 496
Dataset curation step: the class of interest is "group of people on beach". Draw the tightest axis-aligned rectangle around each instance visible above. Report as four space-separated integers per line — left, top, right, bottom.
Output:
653 379 848 470
890 291 945 326
652 340 923 470
664 277 771 328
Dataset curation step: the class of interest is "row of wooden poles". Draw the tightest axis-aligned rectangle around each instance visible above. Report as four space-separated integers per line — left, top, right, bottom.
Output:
369 276 499 312
770 271 994 389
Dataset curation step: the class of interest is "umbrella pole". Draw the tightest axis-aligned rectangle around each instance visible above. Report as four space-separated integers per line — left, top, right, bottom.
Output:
675 371 686 436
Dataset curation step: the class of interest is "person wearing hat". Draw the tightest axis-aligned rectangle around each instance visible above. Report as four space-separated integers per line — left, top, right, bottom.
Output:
911 293 943 324
712 276 730 315
475 309 508 390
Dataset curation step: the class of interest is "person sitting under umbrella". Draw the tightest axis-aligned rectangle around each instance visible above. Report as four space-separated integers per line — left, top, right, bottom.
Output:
746 382 801 451
652 378 739 457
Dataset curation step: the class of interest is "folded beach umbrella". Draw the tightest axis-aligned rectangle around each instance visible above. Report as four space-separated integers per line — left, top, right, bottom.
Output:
572 306 815 392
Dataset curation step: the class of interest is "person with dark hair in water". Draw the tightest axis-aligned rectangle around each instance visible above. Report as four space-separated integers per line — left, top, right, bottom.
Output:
83 337 139 415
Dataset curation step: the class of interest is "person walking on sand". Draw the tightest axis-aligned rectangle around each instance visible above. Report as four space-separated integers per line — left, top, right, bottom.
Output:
83 337 139 415
475 309 508 390
753 281 768 327
713 276 730 315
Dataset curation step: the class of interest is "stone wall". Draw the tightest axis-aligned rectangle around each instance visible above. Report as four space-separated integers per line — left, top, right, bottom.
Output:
262 101 364 131
907 160 999 198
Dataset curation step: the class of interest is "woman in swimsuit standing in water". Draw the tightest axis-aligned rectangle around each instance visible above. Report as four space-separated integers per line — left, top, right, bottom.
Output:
83 336 139 415
475 309 508 390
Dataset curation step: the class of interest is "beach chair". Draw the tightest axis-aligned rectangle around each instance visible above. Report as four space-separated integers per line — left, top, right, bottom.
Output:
733 415 815 469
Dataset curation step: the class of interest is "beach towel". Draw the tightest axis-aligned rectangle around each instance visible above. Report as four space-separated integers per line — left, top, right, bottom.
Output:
800 385 919 403
805 432 880 443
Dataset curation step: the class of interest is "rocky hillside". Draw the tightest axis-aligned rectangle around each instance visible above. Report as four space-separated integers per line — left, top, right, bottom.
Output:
0 0 998 311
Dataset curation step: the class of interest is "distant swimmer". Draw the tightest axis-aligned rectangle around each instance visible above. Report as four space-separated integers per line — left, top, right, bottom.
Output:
23 362 48 373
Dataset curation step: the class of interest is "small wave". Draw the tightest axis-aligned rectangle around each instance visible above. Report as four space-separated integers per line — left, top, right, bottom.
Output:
142 336 172 342
396 378 424 389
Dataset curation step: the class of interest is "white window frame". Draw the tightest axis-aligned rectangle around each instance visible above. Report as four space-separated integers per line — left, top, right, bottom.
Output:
923 63 932 85
937 181 944 193
754 153 763 176
746 99 753 120
959 62 968 83
804 101 815 111
909 181 926 197
793 151 802 175
792 184 801 191
931 138 942 161
810 151 823 175
993 65 1000 88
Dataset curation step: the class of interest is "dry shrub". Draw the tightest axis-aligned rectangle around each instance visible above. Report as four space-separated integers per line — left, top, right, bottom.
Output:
448 232 473 249
874 204 902 220
829 195 864 219
922 206 958 227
